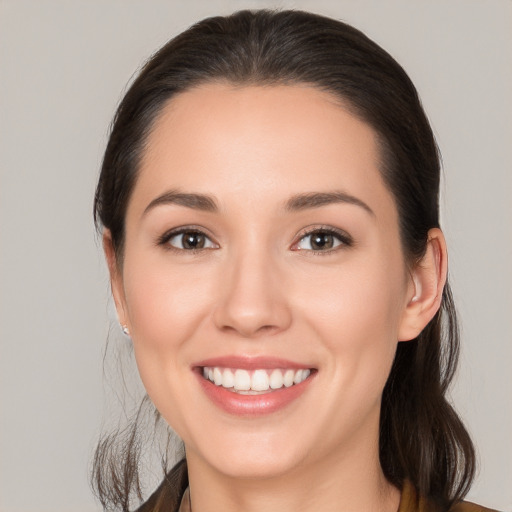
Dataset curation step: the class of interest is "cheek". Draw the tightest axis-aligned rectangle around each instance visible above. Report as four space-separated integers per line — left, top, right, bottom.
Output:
120 257 219 436
121 255 217 392
301 252 405 335
124 255 212 339
296 250 407 385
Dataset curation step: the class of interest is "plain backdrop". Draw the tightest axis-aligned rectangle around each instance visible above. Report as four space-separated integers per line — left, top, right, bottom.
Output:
0 1 511 511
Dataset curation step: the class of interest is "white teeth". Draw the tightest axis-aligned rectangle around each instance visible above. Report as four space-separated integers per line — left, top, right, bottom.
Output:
213 367 223 386
283 369 295 387
251 369 270 391
221 368 234 388
234 369 251 391
269 369 284 389
203 366 312 392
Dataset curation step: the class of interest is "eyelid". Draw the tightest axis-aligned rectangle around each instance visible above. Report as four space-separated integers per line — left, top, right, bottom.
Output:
157 225 219 251
290 225 353 252
156 224 352 253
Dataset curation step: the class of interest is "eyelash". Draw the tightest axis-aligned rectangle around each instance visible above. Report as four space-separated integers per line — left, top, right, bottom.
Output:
293 226 353 254
157 225 353 254
157 227 218 253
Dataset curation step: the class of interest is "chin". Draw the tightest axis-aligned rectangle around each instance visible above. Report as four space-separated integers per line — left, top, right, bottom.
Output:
185 425 313 480
210 451 306 480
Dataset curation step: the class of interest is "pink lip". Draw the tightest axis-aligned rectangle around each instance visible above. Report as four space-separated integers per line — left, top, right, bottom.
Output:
193 355 310 370
193 356 316 416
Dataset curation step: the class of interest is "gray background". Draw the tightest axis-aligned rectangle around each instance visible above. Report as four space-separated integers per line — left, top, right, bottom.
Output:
1 1 510 511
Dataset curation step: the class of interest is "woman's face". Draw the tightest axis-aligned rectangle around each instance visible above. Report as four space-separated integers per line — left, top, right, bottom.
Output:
111 84 417 479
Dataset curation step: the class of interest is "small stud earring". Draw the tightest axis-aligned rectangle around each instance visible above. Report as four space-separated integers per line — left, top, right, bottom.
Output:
121 325 130 336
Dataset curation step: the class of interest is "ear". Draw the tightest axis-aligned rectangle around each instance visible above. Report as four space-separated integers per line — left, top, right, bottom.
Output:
103 230 129 330
398 228 448 341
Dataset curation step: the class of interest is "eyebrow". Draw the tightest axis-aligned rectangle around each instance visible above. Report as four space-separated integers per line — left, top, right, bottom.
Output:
285 191 375 216
143 189 374 217
143 190 218 215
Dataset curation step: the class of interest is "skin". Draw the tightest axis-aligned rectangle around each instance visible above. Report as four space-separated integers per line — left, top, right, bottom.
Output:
105 84 447 512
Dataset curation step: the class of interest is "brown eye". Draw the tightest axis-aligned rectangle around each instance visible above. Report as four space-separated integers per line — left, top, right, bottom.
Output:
295 229 351 252
166 230 217 250
182 232 206 249
310 232 334 250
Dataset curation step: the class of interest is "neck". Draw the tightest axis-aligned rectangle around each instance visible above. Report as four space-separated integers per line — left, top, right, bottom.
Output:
185 422 400 512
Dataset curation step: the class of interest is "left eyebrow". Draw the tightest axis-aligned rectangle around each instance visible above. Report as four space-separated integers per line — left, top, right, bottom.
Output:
284 191 375 217
143 189 218 216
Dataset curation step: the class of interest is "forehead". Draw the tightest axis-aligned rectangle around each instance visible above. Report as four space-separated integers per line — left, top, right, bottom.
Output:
132 83 396 220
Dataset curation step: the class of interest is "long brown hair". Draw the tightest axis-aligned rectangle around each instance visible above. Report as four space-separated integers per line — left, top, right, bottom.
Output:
93 9 475 510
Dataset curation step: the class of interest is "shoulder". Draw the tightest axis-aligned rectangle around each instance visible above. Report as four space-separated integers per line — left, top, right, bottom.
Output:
399 480 501 512
448 501 501 512
135 459 188 512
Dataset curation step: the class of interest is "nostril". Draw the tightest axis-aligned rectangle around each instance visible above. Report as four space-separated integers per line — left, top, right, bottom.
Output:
212 266 293 337
218 322 282 338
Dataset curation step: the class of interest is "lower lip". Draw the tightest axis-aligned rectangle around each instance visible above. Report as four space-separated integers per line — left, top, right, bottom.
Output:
196 371 315 416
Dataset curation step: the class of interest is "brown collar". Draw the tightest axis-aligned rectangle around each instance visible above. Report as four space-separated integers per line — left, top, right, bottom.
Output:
398 480 432 512
179 480 427 512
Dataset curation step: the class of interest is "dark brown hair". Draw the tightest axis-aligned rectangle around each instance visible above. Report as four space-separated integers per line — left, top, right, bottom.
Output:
93 9 475 511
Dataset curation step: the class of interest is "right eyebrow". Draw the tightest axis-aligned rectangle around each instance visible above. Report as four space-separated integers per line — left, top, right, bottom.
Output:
143 189 218 216
284 191 375 217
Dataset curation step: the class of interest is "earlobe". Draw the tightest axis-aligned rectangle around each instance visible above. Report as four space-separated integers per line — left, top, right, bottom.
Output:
398 228 448 341
103 230 129 329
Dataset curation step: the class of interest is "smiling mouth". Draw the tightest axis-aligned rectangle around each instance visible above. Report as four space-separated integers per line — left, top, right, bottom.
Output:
201 367 313 394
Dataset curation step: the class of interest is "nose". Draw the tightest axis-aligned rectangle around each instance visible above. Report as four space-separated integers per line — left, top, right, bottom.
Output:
213 246 292 338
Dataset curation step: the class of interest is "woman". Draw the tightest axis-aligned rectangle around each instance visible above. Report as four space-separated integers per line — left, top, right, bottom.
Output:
92 9 498 512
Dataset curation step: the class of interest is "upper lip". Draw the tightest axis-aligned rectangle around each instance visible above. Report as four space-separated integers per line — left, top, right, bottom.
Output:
193 355 314 370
